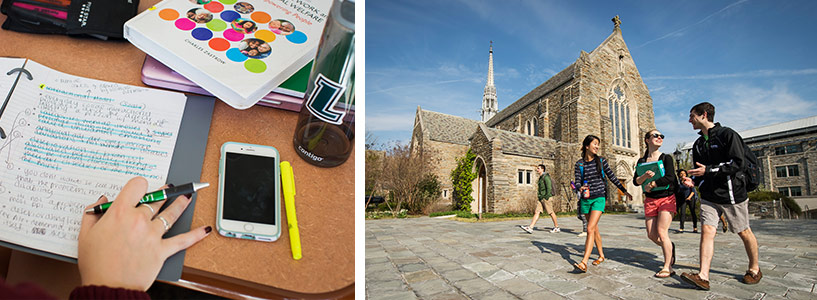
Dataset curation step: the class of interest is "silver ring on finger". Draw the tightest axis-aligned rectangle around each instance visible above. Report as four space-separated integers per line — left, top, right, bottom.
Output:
140 203 156 216
157 216 171 232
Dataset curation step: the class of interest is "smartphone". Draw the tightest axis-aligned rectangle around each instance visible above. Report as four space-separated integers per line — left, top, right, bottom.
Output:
217 142 281 242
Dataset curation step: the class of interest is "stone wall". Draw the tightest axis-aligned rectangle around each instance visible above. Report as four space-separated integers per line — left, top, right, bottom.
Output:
572 29 655 207
469 128 494 213
422 139 470 208
749 201 797 219
747 132 816 196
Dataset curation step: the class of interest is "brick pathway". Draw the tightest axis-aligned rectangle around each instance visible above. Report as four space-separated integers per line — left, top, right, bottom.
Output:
365 214 817 299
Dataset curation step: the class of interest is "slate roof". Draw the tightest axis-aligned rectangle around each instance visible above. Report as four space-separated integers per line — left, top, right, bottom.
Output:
419 109 480 145
477 123 550 158
486 63 576 127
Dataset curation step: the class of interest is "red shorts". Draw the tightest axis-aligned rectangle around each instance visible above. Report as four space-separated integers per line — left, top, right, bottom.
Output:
644 194 677 217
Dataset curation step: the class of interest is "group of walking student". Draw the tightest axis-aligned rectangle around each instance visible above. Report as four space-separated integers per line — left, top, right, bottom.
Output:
518 102 762 291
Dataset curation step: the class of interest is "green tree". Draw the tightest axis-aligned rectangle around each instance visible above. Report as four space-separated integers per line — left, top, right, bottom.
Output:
450 149 477 212
410 174 441 213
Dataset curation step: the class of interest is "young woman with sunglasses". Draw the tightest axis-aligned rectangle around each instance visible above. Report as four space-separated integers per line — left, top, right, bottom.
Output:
633 129 678 278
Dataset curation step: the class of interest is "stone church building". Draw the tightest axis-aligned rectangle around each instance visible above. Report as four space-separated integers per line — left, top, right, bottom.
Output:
411 17 657 214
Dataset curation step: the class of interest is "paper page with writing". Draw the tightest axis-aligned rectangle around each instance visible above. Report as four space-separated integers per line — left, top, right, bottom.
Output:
0 59 187 258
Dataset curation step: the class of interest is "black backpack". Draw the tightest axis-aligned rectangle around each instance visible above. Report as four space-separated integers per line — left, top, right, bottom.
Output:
741 142 760 192
713 128 760 192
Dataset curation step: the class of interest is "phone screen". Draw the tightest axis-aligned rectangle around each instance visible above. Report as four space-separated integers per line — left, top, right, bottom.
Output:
223 152 277 225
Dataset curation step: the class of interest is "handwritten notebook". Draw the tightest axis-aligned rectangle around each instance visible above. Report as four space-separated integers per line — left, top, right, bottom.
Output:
0 57 213 280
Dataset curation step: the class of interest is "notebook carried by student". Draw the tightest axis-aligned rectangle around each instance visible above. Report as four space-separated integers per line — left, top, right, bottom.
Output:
124 0 332 109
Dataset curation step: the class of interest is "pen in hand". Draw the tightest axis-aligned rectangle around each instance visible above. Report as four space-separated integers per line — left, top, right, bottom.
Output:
85 182 210 214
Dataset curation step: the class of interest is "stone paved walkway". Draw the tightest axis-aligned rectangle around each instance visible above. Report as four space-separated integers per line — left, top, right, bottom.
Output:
365 214 817 299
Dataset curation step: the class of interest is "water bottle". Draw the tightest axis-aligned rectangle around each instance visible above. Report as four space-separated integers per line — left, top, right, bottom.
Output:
582 180 590 199
292 0 355 167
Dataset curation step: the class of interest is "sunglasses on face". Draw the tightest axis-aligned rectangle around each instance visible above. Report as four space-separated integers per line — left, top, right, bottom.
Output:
651 133 665 139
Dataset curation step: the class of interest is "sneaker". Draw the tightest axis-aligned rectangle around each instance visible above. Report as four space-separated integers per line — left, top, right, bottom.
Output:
680 272 710 290
577 231 587 237
518 225 533 234
743 269 762 284
550 227 560 233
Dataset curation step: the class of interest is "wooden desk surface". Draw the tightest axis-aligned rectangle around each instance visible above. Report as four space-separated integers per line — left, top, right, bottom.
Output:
0 2 355 298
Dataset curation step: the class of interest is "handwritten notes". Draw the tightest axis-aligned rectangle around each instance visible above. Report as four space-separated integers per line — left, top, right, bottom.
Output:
0 59 186 258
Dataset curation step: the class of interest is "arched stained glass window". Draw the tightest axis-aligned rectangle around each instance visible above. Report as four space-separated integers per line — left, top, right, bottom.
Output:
609 81 632 148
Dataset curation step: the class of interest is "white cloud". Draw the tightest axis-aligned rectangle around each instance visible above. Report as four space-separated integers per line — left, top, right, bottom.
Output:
643 69 817 81
635 0 750 49
365 112 417 132
712 83 816 131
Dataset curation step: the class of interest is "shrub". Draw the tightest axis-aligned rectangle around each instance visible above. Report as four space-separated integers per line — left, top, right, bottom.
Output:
410 174 441 214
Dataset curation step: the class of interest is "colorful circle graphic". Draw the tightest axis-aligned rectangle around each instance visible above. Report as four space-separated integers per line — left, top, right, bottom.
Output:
203 1 224 13
231 18 257 34
244 59 266 73
238 38 271 59
254 30 276 43
192 28 213 40
209 38 230 51
268 19 294 35
175 18 196 30
159 9 179 21
226 48 247 62
250 11 271 23
286 31 307 44
206 19 227 31
234 2 254 14
223 28 244 41
220 10 240 22
219 0 238 4
187 8 214 23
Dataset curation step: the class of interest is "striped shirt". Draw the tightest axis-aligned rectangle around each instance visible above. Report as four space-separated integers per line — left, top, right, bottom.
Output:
574 157 628 199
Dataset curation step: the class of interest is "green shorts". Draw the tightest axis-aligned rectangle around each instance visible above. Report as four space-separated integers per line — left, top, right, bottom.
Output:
580 197 605 214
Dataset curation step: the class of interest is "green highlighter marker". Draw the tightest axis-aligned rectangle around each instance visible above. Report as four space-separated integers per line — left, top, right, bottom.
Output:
85 182 210 214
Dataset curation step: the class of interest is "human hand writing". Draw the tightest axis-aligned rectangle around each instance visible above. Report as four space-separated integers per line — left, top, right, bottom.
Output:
77 177 211 291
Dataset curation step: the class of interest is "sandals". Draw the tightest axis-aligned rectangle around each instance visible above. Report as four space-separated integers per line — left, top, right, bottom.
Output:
573 261 587 273
655 269 676 278
592 257 606 266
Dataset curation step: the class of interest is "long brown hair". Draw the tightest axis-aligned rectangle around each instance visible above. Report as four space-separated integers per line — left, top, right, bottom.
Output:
581 134 603 175
642 129 658 160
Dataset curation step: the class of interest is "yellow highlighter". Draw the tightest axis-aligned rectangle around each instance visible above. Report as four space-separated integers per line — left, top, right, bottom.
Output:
280 161 302 260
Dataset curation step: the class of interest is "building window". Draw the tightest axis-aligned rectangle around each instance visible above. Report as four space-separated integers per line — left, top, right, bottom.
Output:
779 187 803 197
775 144 803 155
776 166 787 178
608 82 630 148
776 165 800 177
788 165 800 177
752 150 763 157
442 189 448 198
518 169 533 185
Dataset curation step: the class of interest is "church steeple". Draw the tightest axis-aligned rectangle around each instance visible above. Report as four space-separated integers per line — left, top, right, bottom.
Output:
481 41 498 122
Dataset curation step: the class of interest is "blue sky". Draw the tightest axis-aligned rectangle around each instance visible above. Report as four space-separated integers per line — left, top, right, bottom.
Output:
365 0 817 152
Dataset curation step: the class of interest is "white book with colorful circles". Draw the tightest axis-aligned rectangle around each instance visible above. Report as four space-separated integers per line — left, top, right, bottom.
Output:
124 0 332 109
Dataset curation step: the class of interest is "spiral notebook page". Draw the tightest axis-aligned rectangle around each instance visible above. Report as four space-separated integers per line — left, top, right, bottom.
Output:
0 59 186 258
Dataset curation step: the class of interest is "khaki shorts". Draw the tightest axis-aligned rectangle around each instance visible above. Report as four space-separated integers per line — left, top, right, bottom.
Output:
700 198 751 233
539 198 555 215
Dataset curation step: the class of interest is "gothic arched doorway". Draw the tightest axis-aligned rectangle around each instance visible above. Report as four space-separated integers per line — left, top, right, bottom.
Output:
471 157 488 217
